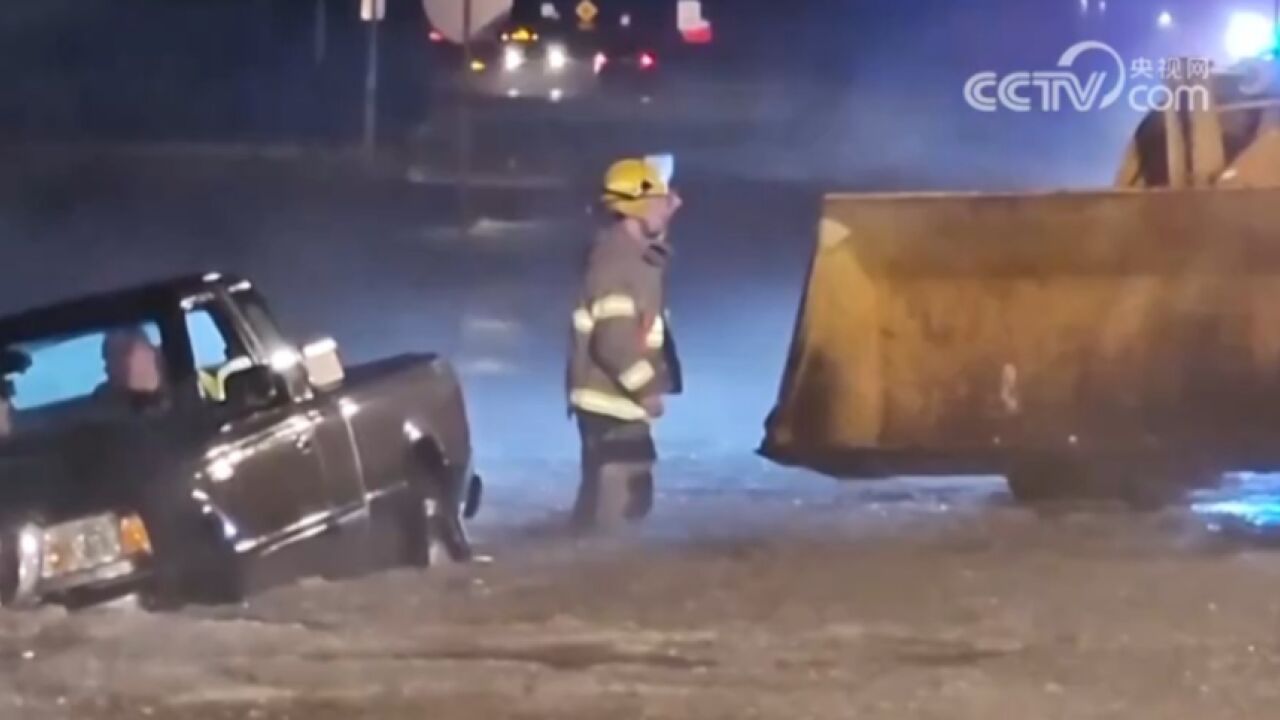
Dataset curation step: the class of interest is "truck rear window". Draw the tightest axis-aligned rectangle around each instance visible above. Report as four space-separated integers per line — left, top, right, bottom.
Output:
6 323 162 411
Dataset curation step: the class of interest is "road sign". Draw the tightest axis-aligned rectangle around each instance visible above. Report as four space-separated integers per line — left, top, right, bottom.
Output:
678 0 713 43
360 0 385 22
576 0 598 27
423 0 513 43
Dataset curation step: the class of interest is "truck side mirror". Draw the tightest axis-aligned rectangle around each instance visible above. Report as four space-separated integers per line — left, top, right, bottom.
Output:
302 338 345 392
223 365 281 411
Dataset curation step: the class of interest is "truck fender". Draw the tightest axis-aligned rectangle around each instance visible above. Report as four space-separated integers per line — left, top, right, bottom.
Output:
407 436 449 495
408 435 481 518
404 436 474 562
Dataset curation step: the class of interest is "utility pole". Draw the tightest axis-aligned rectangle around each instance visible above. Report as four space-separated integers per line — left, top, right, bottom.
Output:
362 0 384 160
314 0 327 66
458 0 474 233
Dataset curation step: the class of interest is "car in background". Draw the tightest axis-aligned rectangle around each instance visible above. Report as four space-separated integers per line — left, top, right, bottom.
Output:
429 2 667 106
466 25 605 103
593 38 662 104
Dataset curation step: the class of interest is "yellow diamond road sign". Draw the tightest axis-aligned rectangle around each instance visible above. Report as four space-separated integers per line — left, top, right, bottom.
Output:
576 0 598 25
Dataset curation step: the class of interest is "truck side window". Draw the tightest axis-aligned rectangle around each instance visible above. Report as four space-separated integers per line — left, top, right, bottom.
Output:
184 305 250 404
8 322 163 411
187 310 233 370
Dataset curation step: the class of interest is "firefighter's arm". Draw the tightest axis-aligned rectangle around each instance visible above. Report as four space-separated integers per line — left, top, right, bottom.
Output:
587 293 661 399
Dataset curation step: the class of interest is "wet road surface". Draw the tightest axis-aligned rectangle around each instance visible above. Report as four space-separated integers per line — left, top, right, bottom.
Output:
4 142 1280 718
4 459 1280 719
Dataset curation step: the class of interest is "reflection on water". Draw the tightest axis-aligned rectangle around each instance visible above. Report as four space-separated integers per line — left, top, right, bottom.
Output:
1192 473 1280 543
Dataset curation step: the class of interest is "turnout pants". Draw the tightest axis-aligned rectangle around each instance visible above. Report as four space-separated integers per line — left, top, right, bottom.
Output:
573 411 657 530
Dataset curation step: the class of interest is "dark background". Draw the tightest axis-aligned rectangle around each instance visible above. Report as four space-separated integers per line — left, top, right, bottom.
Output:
1 0 1219 146
0 0 1261 463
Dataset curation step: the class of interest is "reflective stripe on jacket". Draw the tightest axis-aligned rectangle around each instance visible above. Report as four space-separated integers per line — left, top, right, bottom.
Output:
567 223 680 422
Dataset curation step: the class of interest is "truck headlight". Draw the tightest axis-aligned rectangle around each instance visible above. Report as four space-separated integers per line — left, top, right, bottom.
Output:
503 46 526 71
40 514 152 580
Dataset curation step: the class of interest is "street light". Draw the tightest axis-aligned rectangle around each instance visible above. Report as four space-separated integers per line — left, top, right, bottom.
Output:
1157 11 1174 29
360 0 386 159
1225 10 1275 60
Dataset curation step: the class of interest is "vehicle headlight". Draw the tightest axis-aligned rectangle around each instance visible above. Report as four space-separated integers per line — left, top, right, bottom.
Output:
503 46 526 71
546 44 569 71
40 513 152 580
1225 11 1276 61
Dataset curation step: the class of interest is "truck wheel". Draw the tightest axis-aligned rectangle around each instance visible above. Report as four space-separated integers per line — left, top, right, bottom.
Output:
1005 463 1079 505
397 488 430 568
138 579 183 612
1007 461 1190 510
1114 464 1209 511
145 554 244 610
398 477 473 567
1116 472 1183 512
143 518 245 610
197 550 246 606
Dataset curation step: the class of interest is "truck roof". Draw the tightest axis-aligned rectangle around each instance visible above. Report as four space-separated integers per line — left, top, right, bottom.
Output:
0 272 247 343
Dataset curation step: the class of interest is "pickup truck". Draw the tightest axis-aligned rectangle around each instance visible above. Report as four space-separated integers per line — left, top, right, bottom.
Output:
0 273 482 608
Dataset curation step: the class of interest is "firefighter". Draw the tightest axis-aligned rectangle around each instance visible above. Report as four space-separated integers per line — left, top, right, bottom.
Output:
567 155 684 530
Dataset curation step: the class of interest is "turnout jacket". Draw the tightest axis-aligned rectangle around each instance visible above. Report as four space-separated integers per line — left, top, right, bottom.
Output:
567 223 682 422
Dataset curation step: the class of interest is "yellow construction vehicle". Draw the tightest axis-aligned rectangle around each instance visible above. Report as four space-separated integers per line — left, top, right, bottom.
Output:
1117 62 1280 189
761 64 1280 505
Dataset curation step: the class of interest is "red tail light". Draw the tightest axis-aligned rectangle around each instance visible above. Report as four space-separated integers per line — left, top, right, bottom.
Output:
681 24 714 44
428 29 445 43
639 51 657 70
593 52 609 74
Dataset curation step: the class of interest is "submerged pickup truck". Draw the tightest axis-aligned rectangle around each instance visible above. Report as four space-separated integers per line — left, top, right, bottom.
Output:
0 273 482 608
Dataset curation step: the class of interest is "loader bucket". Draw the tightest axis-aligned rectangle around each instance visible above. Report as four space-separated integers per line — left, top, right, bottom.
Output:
762 189 1280 477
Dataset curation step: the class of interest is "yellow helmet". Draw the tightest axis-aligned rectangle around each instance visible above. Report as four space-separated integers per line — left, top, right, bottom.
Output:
601 155 674 218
